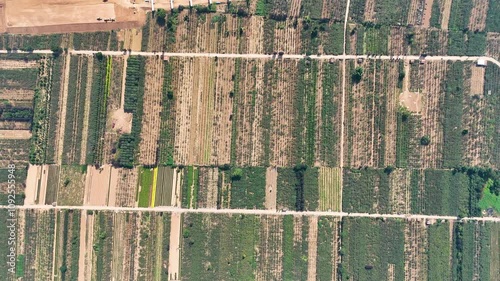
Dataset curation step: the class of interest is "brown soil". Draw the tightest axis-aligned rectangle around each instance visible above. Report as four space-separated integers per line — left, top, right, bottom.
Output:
306 216 318 281
0 129 31 139
273 19 302 54
363 0 376 22
270 60 297 166
4 0 145 34
462 65 487 166
138 57 163 165
440 0 452 30
400 91 423 113
77 211 94 281
197 167 219 208
389 27 406 56
24 164 40 205
422 0 434 27
168 212 181 281
245 17 265 54
407 0 426 26
84 165 111 206
487 33 500 59
118 28 142 52
114 167 139 207
384 62 400 167
265 167 277 210
289 0 302 18
404 219 428 281
0 59 37 69
56 53 71 165
468 0 489 32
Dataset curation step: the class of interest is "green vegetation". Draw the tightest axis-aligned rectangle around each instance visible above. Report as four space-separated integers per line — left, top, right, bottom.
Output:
277 166 319 211
324 24 344 55
442 62 464 167
429 0 441 28
486 0 500 32
428 222 452 280
422 169 469 216
93 212 113 280
182 166 199 208
373 0 410 25
364 26 389 55
316 217 338 280
62 56 88 164
225 167 266 209
282 216 308 280
342 168 390 213
158 61 175 165
479 179 500 213
466 31 486 56
116 56 146 168
138 167 153 207
86 56 110 165
181 213 258 280
319 63 340 166
351 66 363 83
73 31 119 51
294 59 318 165
0 34 62 51
0 68 38 89
349 0 366 23
340 217 405 281
395 107 416 167
448 0 473 31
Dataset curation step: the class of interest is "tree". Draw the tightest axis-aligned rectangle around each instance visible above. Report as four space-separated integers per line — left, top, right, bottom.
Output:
384 165 395 174
95 52 104 61
351 66 363 83
51 46 63 57
420 135 431 145
156 8 167 26
231 168 243 181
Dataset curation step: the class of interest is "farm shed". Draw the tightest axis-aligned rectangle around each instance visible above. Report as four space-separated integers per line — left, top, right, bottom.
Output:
477 59 487 67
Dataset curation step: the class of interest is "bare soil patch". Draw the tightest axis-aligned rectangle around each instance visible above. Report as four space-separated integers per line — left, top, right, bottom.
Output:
197 167 218 208
440 0 452 30
24 164 40 205
115 167 139 207
468 0 489 32
265 167 277 210
400 91 423 113
404 219 428 280
84 165 111 206
118 28 142 52
110 109 132 134
307 216 318 281
422 0 434 27
407 0 426 26
168 212 181 281
0 59 37 69
0 129 31 139
4 0 145 34
363 0 376 22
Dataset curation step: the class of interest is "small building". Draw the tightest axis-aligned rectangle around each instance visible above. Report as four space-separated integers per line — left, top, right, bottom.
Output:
477 58 487 67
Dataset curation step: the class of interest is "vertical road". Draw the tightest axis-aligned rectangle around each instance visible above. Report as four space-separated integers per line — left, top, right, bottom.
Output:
340 0 351 212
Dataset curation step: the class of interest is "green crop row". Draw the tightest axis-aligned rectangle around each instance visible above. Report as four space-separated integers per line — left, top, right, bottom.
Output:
116 56 146 168
158 61 175 165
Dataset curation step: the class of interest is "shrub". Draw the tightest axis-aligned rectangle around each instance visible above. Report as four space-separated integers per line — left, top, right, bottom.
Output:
420 135 431 145
351 66 363 83
231 168 243 181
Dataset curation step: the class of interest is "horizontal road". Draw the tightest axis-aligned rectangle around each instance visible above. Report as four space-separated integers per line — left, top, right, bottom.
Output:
2 204 499 222
1 49 499 67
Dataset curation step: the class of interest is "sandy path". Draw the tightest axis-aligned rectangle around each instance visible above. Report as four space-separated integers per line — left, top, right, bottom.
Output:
440 0 452 30
84 165 111 206
265 167 277 210
79 56 93 164
306 216 318 281
56 53 71 165
0 59 38 69
167 212 181 280
77 212 93 281
37 165 49 205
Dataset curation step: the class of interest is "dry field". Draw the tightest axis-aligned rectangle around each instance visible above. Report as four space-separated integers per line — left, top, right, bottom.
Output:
196 167 219 209
487 33 500 59
468 0 489 32
422 0 434 27
389 169 411 214
256 215 284 281
265 166 277 210
407 0 426 26
318 167 341 211
440 0 452 30
3 0 145 34
403 220 429 281
172 57 233 165
345 60 400 168
138 56 163 165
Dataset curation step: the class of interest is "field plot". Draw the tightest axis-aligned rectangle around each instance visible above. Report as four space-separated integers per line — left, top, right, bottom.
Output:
180 213 259 280
113 167 139 207
404 218 428 281
20 209 56 280
427 221 452 280
318 167 342 211
138 167 155 207
340 217 405 281
61 56 88 165
56 165 86 206
172 57 233 165
138 56 163 165
53 210 81 281
196 167 219 209
277 166 319 211
316 217 341 281
155 166 175 207
345 60 400 168
83 165 123 207
221 166 266 209
77 211 170 281
342 168 391 213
